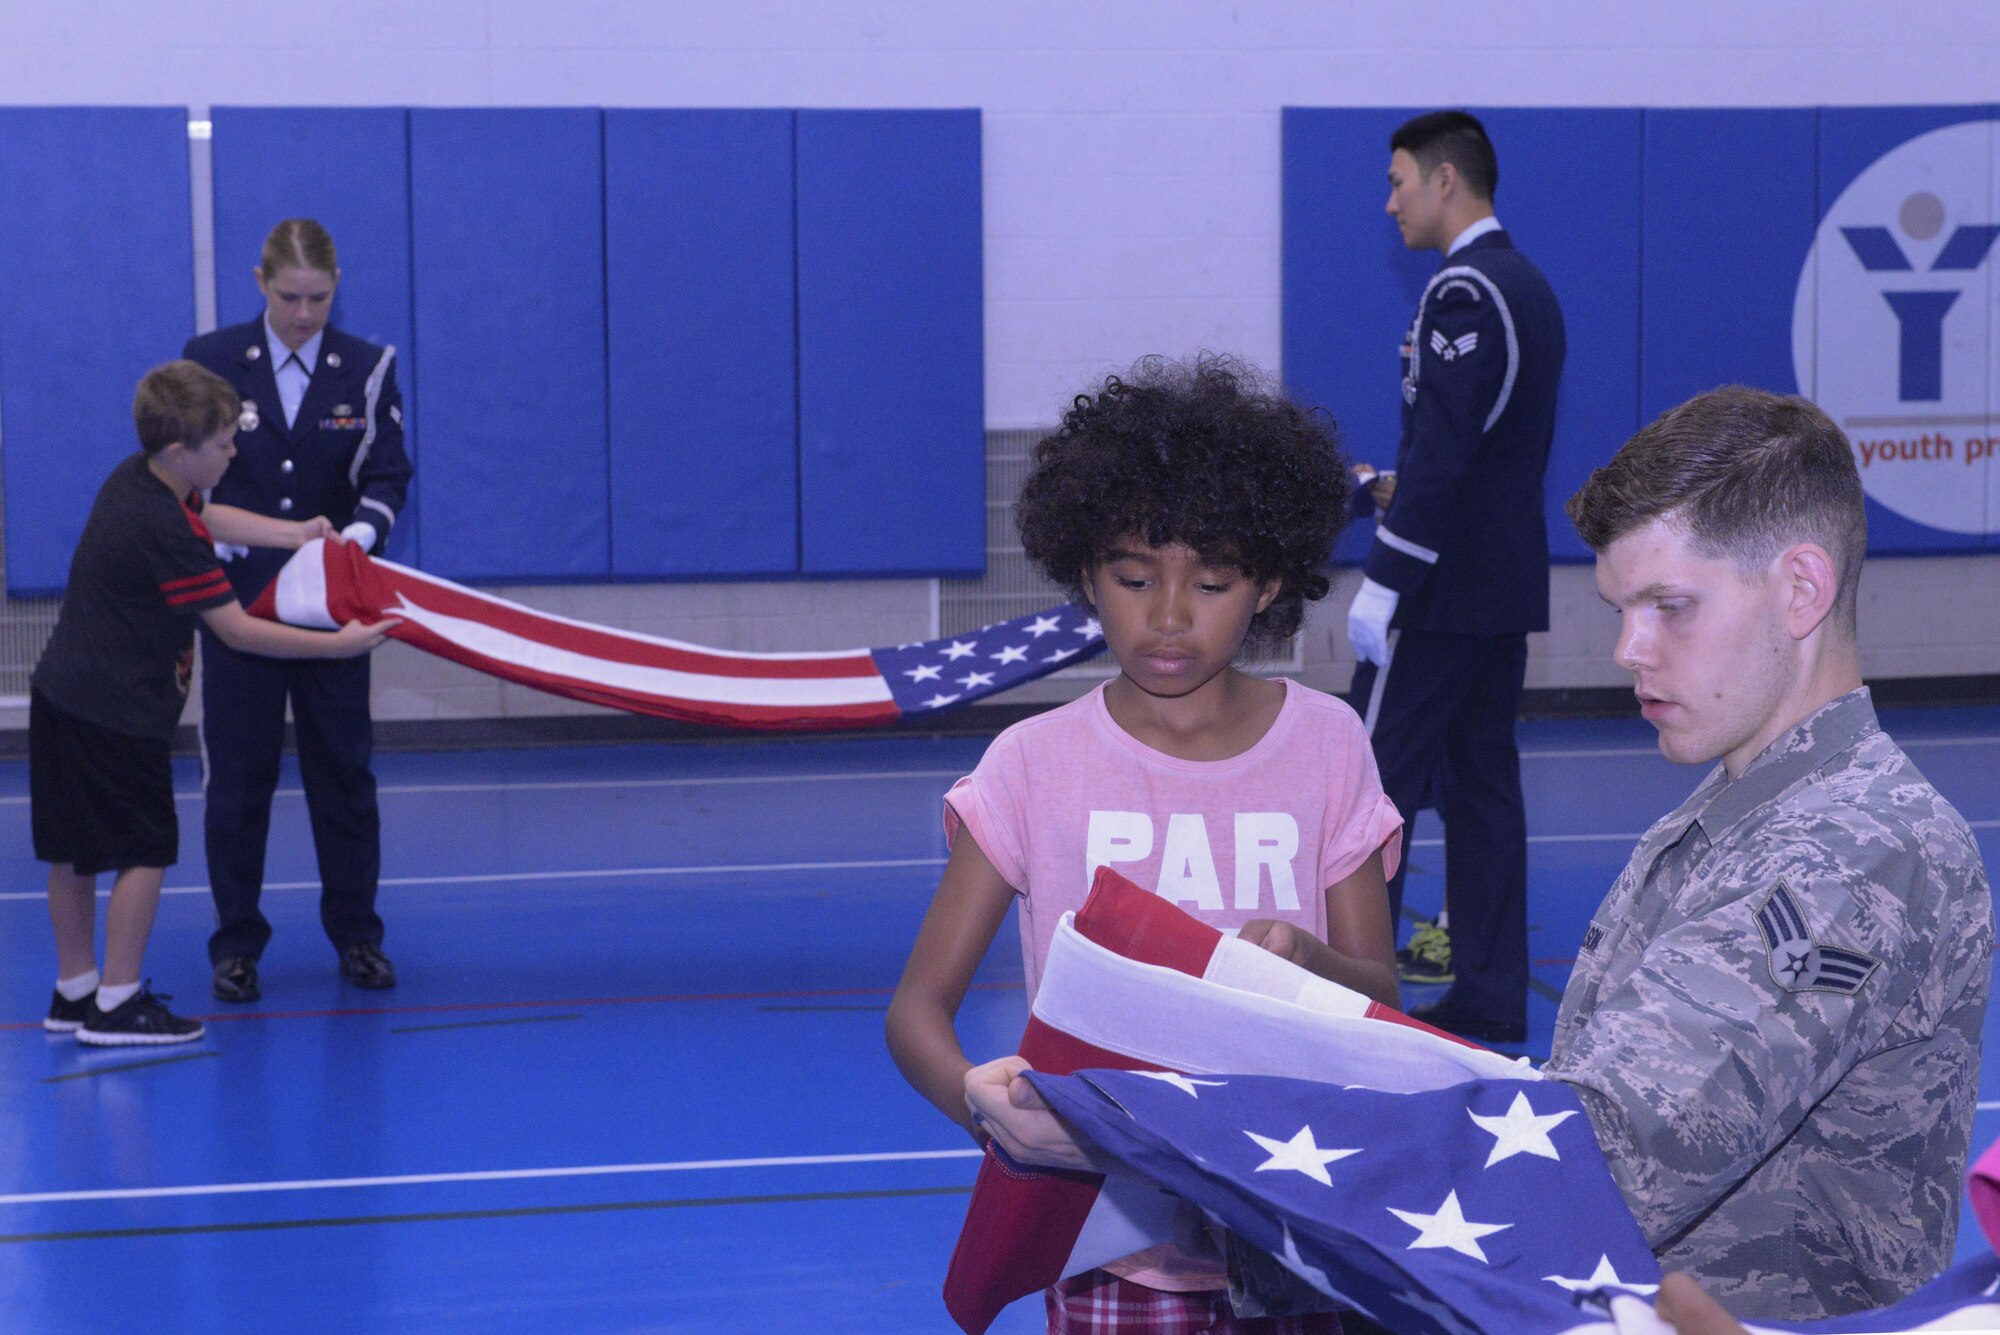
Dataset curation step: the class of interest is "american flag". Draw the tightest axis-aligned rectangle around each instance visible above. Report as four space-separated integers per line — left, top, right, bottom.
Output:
1028 1069 2000 1335
944 868 1532 1334
1028 1069 1659 1335
873 607 1104 717
248 538 1104 730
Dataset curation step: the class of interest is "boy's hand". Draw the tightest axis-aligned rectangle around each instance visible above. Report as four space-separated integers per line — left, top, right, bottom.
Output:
1369 473 1397 509
963 1056 1097 1173
299 516 337 546
329 617 401 656
1237 918 1316 967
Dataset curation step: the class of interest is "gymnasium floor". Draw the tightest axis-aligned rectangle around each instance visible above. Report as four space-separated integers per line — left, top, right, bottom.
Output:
2 704 1997 1332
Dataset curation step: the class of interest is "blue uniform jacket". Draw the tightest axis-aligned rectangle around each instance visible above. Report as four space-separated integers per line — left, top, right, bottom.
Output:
1363 230 1565 636
183 319 412 602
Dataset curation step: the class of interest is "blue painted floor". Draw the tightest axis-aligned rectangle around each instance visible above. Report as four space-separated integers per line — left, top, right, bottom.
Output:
1 704 1996 1332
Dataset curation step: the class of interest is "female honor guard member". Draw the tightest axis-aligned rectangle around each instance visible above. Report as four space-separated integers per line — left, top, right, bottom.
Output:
184 218 412 1001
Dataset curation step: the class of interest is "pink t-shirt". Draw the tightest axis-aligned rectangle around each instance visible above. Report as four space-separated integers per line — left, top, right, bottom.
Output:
943 678 1404 1293
946 678 1403 999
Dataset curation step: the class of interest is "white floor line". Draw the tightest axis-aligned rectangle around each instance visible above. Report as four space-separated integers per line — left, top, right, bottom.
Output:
8 818 1999 903
1409 816 2000 850
0 857 950 903
0 1148 987 1208
0 768 970 807
0 732 1992 809
1409 832 1645 848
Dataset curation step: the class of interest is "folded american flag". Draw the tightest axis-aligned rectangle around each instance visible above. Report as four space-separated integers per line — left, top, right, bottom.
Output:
1029 1069 1660 1335
944 867 1531 1333
1032 1068 2000 1335
248 538 1103 729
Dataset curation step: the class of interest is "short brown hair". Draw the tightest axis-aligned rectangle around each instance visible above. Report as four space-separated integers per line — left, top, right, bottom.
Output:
133 360 241 455
260 217 338 277
1566 386 1868 632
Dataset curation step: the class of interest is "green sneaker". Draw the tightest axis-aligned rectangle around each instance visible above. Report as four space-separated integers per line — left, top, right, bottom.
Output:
1397 919 1454 985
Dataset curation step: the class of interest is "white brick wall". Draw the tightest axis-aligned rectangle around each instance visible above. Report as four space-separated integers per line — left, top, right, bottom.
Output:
0 2 1994 719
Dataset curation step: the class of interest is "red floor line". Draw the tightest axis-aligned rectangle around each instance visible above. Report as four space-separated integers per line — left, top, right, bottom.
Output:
2 979 1024 1032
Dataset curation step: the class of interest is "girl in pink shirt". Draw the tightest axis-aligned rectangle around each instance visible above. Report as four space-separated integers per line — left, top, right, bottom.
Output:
887 356 1402 1334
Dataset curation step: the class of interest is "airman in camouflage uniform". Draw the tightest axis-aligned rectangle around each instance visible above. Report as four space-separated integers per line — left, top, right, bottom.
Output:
1545 687 1992 1322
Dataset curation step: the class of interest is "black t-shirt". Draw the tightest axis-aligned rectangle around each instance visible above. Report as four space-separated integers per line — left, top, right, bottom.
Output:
33 453 237 739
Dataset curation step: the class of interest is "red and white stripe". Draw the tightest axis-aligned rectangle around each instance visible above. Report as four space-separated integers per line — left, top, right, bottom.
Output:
252 539 900 730
944 868 1530 1335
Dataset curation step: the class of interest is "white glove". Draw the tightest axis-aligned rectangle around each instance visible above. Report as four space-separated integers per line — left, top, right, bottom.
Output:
214 541 250 562
1345 577 1399 665
340 521 379 552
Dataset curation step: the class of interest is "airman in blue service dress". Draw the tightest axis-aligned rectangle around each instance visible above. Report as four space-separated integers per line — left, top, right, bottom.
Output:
1349 220 1565 1040
183 317 411 988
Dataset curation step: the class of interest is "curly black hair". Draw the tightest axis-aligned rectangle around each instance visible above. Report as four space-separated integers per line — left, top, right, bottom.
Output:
1017 354 1352 646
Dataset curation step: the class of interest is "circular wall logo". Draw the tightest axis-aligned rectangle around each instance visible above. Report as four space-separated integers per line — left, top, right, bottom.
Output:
1792 119 1998 536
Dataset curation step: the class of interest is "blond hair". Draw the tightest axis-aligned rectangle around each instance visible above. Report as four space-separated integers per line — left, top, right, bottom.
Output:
259 218 337 277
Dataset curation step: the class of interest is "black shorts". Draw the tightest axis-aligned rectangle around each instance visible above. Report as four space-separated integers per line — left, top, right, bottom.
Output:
30 689 177 874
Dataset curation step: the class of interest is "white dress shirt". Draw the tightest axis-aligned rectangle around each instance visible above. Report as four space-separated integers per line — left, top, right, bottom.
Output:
264 317 324 430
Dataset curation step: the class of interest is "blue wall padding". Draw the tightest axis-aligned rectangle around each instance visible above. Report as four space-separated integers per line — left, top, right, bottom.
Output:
209 107 421 564
1281 108 1437 567
408 108 609 580
0 108 194 595
1472 109 1643 562
795 109 985 576
604 109 798 577
1818 106 1999 555
1282 108 1642 564
1640 110 1819 422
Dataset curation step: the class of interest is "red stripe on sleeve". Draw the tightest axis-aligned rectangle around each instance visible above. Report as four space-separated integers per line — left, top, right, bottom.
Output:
181 502 214 544
161 569 229 593
166 586 233 609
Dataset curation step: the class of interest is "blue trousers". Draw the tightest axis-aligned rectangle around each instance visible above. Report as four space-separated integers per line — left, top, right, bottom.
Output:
1349 629 1529 1027
200 629 382 963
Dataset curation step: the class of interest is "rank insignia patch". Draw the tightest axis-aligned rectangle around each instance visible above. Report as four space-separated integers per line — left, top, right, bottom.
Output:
1755 882 1879 995
1428 330 1479 361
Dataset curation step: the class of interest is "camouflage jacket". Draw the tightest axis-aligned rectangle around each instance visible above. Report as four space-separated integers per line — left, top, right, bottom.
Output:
1544 689 1991 1322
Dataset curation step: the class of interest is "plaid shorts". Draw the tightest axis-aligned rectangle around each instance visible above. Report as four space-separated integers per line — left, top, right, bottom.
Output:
1046 1271 1344 1334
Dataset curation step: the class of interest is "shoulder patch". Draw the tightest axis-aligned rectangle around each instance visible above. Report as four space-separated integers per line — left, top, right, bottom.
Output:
1754 881 1880 996
1429 329 1479 361
1433 276 1485 304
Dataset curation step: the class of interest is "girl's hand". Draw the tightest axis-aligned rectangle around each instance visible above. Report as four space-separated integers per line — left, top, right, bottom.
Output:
963 1056 1097 1173
1237 917 1315 967
298 516 337 546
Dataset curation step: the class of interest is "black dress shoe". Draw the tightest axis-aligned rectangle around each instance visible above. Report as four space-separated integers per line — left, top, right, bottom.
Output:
338 941 397 989
1407 997 1527 1046
213 956 261 1002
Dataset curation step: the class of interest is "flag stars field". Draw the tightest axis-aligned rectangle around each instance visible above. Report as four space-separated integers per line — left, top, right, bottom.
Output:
1388 1190 1512 1262
1246 1125 1361 1187
1469 1090 1578 1167
1542 1254 1658 1297
1130 1071 1226 1097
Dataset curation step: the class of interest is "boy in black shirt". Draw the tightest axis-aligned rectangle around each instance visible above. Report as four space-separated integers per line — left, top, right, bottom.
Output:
35 360 395 1045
